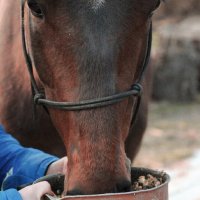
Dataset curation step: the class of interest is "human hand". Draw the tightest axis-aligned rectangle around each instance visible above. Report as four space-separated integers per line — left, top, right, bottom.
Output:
19 181 54 200
46 157 68 175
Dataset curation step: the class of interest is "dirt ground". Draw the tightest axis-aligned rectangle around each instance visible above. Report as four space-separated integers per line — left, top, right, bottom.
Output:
134 99 200 169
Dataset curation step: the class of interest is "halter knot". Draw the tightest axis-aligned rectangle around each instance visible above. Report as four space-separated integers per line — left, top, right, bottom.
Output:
132 83 143 96
34 93 45 104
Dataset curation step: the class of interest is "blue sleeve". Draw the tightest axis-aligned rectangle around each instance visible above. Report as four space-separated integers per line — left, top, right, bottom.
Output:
0 125 59 190
0 189 22 200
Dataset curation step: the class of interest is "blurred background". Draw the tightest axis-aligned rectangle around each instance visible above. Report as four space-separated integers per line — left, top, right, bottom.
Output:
134 0 200 199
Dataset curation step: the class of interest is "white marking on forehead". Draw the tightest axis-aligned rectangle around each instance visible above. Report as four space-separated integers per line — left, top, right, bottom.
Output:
90 0 105 10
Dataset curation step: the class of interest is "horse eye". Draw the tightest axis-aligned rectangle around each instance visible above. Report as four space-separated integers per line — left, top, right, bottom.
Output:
27 0 44 18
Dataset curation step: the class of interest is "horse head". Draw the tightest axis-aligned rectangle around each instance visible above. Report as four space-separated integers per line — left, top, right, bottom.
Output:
24 0 161 195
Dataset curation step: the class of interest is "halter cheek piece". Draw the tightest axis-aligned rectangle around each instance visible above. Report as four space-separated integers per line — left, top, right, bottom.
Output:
21 0 152 123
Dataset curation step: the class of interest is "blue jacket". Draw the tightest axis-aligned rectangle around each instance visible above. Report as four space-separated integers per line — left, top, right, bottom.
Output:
0 125 58 200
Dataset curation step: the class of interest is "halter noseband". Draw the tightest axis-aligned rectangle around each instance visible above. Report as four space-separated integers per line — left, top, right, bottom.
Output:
21 0 152 122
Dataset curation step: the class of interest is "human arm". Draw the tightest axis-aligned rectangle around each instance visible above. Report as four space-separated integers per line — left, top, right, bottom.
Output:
0 125 67 200
0 125 59 190
0 189 23 200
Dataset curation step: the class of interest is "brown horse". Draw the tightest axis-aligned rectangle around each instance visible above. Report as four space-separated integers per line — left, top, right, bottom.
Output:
0 0 160 195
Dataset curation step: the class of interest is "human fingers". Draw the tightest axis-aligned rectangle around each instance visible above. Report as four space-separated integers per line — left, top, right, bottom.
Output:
35 181 54 197
19 181 54 200
46 157 68 175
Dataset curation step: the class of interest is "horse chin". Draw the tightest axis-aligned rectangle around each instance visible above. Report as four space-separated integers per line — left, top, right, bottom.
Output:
64 180 132 196
65 180 132 196
62 153 132 195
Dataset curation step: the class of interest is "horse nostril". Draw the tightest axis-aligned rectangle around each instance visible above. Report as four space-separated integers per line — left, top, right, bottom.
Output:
116 180 131 192
67 189 84 196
